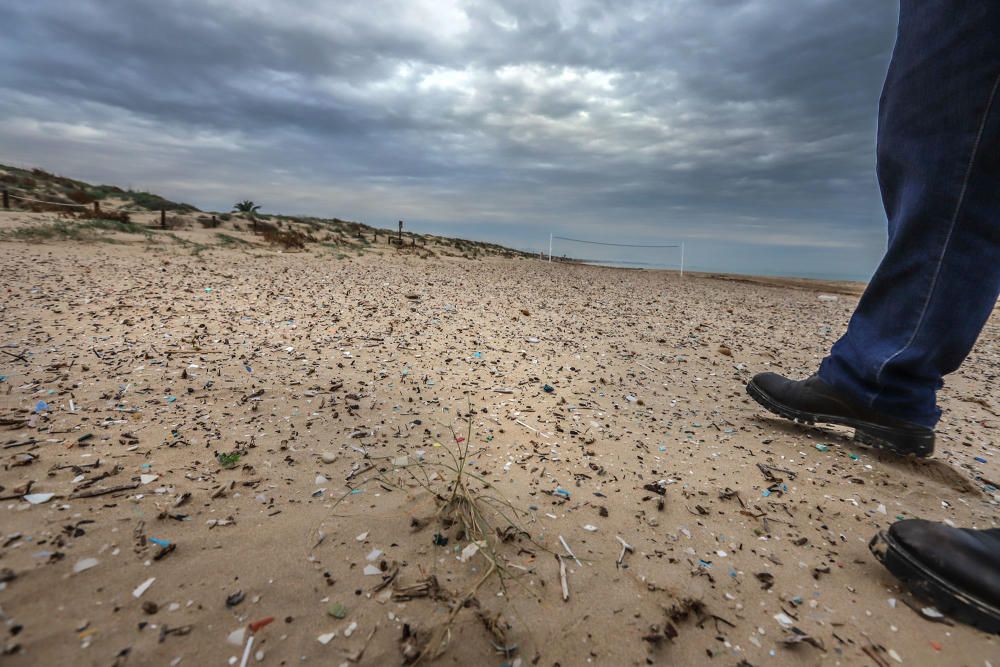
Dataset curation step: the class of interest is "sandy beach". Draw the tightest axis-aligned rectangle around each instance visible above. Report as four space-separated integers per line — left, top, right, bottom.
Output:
1 210 997 666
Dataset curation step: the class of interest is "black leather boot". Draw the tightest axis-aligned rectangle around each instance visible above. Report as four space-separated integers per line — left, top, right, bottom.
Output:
746 372 934 457
870 519 1000 634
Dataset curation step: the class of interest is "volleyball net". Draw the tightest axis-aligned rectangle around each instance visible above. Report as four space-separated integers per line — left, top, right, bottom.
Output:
547 234 685 276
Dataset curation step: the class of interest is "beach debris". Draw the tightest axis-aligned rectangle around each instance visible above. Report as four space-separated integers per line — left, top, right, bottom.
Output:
132 577 156 598
73 558 99 573
458 542 481 562
615 535 634 567
557 555 569 602
558 535 582 567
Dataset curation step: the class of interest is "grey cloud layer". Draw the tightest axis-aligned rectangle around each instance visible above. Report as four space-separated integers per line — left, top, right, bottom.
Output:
0 0 898 276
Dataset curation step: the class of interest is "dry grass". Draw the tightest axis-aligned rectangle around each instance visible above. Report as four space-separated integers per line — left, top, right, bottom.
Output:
332 397 537 664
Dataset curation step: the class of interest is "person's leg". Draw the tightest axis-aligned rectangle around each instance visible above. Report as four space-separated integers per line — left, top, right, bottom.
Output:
818 1 1000 428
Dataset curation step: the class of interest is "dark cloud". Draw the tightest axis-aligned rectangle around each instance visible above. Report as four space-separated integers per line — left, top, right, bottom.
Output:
0 0 898 278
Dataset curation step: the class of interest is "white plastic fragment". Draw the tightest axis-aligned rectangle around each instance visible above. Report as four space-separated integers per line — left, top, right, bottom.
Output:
238 635 254 667
363 565 382 576
132 577 156 598
74 558 99 573
227 627 247 646
317 631 337 645
773 612 795 628
459 542 481 562
343 621 358 638
582 524 598 532
24 493 55 504
356 531 368 542
366 548 383 561
140 474 159 485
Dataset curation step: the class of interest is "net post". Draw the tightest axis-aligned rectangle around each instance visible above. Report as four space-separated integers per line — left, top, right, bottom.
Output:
680 242 685 278
548 233 552 263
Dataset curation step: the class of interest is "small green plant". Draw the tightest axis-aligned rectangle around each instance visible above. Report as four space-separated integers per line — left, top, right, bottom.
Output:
218 452 241 468
8 221 84 241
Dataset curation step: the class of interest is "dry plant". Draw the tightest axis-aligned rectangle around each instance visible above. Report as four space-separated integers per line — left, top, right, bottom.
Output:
331 397 539 664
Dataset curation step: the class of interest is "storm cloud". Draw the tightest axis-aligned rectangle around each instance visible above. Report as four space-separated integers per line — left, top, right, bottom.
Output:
0 0 898 278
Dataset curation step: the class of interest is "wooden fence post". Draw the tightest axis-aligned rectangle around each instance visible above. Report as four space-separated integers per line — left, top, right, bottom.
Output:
161 209 166 229
93 201 100 214
2 190 8 209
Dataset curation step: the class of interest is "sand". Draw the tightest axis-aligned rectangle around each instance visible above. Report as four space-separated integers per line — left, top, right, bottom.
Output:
0 210 997 666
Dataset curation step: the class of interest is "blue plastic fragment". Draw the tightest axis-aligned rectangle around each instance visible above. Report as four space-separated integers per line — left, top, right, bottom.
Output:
554 487 570 498
34 400 49 413
975 456 988 464
762 489 771 497
244 365 253 374
149 537 171 548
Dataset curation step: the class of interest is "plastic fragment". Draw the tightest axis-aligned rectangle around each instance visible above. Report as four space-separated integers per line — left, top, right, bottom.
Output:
73 558 99 573
132 577 156 598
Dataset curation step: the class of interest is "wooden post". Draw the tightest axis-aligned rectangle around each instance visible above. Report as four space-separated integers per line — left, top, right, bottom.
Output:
2 190 8 209
94 201 100 214
211 214 217 227
398 220 403 246
161 209 166 229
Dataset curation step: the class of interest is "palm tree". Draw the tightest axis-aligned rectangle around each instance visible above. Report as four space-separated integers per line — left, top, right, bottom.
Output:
233 200 261 232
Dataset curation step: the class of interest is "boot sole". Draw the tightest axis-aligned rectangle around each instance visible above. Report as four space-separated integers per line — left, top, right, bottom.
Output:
869 530 1000 635
746 379 934 457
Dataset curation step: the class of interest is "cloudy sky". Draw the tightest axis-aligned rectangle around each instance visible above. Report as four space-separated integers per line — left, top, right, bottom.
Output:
1 0 898 279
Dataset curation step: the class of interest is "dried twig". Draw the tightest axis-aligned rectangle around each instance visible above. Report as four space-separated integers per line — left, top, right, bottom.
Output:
69 481 140 499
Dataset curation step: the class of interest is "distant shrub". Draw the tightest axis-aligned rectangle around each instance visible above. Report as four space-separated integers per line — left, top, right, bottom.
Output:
126 190 198 212
66 189 95 204
78 208 131 224
260 226 307 250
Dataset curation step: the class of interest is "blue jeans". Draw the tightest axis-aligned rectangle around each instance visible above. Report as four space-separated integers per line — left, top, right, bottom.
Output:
818 1 1000 428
